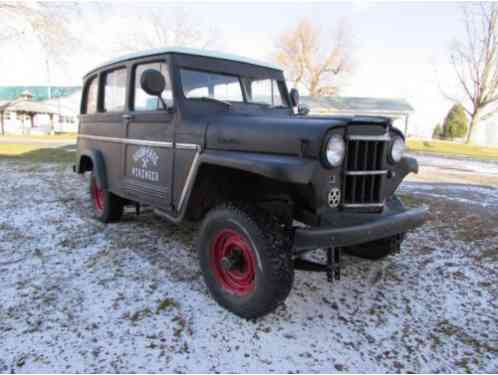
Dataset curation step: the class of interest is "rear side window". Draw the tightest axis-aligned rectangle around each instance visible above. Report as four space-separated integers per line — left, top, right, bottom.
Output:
134 62 173 111
103 68 127 112
85 77 98 114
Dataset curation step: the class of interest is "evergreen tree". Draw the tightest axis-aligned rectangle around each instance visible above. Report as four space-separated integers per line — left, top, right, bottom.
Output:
443 104 468 140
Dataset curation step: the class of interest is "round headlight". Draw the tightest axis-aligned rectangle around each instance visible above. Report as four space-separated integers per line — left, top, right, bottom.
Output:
325 135 345 167
390 137 405 163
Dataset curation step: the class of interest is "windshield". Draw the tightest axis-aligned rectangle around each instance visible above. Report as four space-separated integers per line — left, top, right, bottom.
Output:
181 69 244 102
180 68 288 107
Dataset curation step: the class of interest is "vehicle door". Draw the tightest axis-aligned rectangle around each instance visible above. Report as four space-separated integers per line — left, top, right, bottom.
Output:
122 58 175 211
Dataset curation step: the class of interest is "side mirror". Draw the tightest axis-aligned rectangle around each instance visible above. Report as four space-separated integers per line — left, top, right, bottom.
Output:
298 104 310 116
140 69 165 96
290 88 300 107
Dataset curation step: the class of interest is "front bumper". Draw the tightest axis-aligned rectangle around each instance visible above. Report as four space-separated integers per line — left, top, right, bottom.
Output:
293 206 428 251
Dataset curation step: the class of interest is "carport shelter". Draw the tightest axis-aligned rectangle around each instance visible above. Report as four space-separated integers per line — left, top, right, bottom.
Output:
0 91 59 135
301 96 414 135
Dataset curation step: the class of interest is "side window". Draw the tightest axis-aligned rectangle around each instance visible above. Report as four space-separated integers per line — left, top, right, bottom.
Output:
85 77 98 114
249 79 284 106
103 68 127 112
134 62 173 111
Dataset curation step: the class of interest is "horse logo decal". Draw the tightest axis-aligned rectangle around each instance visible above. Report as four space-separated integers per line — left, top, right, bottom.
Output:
133 147 159 169
131 147 160 182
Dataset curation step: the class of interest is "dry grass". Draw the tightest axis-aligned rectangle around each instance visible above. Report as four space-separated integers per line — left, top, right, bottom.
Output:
0 144 75 163
407 138 498 161
1 133 77 141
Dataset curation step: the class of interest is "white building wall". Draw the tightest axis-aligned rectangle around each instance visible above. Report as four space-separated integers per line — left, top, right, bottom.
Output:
3 112 30 134
2 111 78 135
473 120 498 147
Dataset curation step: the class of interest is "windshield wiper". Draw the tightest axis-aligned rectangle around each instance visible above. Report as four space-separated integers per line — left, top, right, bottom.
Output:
195 96 232 107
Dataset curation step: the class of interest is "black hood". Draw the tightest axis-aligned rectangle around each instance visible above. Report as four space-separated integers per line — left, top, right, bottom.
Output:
206 113 353 157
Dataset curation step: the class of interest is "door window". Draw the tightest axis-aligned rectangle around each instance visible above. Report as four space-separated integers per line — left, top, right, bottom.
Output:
103 68 127 112
134 62 173 111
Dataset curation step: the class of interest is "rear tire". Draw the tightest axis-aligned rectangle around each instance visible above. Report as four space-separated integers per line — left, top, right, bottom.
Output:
197 202 294 319
89 172 123 223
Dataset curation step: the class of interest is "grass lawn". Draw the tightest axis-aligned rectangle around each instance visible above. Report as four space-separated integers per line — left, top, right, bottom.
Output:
2 133 77 141
407 138 498 161
0 144 75 163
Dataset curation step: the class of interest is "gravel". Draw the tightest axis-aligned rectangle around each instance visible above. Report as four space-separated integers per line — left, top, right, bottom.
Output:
0 160 496 373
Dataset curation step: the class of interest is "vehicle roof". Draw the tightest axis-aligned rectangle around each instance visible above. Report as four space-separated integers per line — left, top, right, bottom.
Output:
84 47 282 77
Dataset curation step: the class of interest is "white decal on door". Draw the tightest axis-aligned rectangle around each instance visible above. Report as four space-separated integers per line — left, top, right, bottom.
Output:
131 146 159 182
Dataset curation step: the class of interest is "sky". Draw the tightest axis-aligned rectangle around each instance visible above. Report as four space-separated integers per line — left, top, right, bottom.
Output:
1 1 495 143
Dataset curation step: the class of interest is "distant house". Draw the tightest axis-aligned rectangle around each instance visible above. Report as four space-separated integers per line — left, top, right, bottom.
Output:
301 96 414 135
0 86 81 135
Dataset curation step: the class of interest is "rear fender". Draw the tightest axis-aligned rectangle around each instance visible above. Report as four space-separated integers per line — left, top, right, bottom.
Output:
77 149 108 190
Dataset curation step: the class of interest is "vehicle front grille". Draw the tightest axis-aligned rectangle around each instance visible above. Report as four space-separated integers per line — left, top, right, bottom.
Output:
343 136 388 208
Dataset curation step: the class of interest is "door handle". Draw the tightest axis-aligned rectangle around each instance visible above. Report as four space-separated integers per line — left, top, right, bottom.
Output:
122 114 134 120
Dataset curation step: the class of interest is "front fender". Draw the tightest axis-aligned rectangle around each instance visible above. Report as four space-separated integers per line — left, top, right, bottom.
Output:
76 149 108 190
383 156 419 198
199 150 317 184
400 156 419 175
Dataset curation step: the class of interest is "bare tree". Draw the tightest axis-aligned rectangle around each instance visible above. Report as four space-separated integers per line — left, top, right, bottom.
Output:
445 3 498 143
0 2 79 99
0 2 77 53
274 18 353 97
116 6 218 53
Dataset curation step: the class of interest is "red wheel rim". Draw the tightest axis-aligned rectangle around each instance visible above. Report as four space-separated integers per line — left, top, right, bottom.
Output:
91 179 104 214
210 229 256 296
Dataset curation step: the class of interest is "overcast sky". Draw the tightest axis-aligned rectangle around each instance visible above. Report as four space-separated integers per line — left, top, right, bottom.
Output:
1 1 491 141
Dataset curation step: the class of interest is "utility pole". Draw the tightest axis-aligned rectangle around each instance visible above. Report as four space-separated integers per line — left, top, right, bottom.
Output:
46 58 52 100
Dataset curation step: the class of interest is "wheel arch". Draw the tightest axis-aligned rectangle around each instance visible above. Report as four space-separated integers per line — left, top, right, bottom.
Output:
183 158 308 222
76 149 108 190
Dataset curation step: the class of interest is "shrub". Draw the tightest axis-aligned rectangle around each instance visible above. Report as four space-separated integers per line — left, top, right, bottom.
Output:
442 104 468 140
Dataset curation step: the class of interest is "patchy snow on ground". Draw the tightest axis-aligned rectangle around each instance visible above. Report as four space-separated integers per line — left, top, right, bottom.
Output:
408 152 498 176
0 161 497 373
400 181 498 209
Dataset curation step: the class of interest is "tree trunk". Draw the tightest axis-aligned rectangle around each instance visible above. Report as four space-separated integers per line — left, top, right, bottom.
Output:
308 76 320 98
308 84 318 98
465 111 480 144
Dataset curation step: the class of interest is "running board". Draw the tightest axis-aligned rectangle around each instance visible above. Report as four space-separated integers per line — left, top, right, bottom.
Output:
154 209 182 224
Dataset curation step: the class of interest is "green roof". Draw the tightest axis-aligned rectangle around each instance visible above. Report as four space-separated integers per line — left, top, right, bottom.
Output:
0 86 81 102
86 47 282 77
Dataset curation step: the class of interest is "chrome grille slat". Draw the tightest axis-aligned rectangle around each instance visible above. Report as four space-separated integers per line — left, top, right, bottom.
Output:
345 170 387 175
343 137 387 207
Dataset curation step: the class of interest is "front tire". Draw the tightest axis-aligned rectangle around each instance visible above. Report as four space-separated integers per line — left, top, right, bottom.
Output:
197 203 294 319
89 172 123 223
